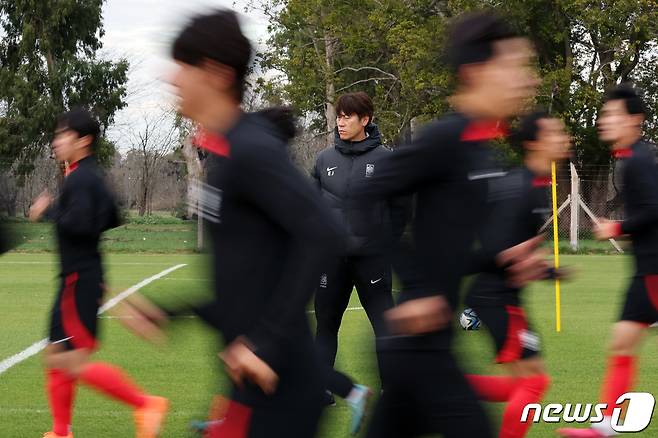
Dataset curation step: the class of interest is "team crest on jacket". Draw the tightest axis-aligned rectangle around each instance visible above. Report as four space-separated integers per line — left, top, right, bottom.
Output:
319 273 328 288
365 163 375 178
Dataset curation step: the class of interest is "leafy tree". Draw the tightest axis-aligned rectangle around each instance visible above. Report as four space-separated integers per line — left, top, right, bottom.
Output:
0 0 129 175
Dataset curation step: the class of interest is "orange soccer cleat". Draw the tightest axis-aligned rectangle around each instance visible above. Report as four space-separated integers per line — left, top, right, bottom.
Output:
133 395 169 438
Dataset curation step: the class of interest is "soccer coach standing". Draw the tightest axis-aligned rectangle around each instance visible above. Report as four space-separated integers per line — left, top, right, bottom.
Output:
313 92 406 398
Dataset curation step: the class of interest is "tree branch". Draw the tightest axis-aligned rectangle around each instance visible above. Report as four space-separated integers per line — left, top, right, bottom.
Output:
336 77 398 93
333 66 399 80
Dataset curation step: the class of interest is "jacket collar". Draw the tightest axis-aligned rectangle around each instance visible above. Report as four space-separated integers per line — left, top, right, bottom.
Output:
334 123 382 155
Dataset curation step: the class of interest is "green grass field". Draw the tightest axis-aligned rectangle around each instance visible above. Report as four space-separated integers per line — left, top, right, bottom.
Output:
5 218 199 254
1 249 657 437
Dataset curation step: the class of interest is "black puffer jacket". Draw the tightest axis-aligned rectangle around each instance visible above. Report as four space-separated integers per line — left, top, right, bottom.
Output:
312 124 408 255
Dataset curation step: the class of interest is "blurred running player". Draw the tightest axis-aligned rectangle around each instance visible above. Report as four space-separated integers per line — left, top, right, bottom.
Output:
162 10 343 438
350 12 543 438
465 111 571 438
30 107 168 438
558 86 658 437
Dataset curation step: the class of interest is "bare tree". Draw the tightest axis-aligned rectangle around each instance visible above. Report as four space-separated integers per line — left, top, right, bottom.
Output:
125 108 181 216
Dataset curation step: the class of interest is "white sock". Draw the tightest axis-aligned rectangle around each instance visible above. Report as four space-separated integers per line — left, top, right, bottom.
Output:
345 386 364 404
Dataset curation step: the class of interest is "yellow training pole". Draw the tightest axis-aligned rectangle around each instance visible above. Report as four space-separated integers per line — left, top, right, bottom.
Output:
551 161 561 332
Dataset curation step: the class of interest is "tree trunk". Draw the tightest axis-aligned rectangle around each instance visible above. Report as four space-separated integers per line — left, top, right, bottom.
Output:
139 179 148 216
181 134 205 249
324 33 337 147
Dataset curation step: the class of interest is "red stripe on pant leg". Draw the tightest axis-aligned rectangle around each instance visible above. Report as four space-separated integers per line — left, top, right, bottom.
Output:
496 306 528 363
644 275 658 310
60 272 97 350
207 401 252 438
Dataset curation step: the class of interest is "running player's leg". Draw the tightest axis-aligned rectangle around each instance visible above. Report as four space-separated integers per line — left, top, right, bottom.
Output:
45 269 167 437
412 350 493 438
44 271 97 438
365 349 417 438
43 345 88 438
467 304 550 438
366 349 493 438
558 276 654 438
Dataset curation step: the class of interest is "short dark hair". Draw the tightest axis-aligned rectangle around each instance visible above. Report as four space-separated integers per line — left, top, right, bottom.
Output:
172 9 252 101
335 92 374 123
445 11 518 70
57 106 100 149
604 84 646 116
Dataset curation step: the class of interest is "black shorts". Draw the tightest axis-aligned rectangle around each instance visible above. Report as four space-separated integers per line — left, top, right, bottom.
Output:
48 268 104 351
472 304 541 363
619 275 658 325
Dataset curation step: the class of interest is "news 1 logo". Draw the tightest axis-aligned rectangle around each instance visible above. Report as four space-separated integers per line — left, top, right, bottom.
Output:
521 392 655 432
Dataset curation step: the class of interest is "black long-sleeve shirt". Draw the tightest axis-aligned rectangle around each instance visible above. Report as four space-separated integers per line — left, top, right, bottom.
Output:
467 167 552 306
198 112 344 372
48 156 120 275
351 113 508 349
613 140 658 274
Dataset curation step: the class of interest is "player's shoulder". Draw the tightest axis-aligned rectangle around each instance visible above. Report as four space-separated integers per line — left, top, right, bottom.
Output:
418 113 468 139
66 158 102 184
631 140 657 160
407 113 467 159
626 141 658 173
229 113 290 162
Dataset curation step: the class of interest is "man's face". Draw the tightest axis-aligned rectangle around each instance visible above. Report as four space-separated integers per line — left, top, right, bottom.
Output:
51 129 80 163
597 100 643 145
532 118 571 162
170 61 221 122
336 112 368 141
467 37 539 118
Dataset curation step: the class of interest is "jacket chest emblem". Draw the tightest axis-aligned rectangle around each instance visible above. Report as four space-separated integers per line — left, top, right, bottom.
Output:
365 163 375 178
326 166 338 176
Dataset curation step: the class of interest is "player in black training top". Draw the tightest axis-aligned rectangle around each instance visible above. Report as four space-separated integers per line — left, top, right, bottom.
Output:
350 12 548 438
558 86 658 438
122 10 345 438
30 107 168 438
465 111 571 438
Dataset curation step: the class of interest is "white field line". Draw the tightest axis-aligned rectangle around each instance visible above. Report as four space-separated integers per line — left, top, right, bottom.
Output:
99 306 368 319
0 261 183 265
0 264 187 376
